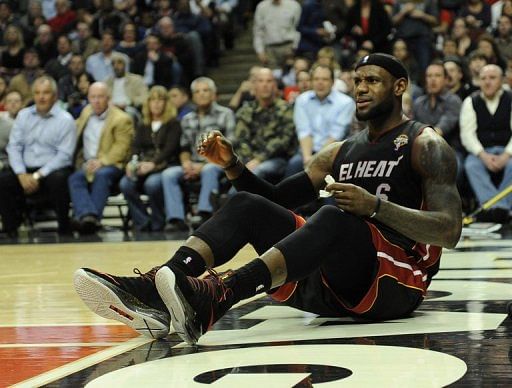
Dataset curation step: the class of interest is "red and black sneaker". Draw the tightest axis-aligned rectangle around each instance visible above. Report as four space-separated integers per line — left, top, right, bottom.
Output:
74 267 170 339
155 266 235 345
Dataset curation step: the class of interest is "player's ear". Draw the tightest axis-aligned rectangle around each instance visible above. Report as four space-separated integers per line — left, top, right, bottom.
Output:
394 78 408 97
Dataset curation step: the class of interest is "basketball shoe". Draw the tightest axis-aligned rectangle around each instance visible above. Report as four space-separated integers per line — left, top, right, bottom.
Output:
74 267 171 339
155 266 235 345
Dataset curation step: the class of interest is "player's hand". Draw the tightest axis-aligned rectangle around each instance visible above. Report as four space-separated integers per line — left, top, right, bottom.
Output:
197 130 237 168
325 182 377 217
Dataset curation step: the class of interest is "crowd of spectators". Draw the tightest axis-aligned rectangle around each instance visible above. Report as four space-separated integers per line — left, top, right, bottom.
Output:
2 0 512 238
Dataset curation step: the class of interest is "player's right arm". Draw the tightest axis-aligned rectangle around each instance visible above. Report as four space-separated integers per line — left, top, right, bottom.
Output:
198 130 340 208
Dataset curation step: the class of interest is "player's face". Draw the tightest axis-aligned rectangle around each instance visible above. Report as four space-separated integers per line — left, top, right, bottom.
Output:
354 65 396 121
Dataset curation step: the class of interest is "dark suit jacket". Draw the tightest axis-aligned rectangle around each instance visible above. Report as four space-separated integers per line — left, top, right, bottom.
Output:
131 51 175 88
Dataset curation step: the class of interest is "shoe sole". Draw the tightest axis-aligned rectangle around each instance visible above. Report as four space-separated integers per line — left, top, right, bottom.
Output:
74 269 170 339
155 267 200 345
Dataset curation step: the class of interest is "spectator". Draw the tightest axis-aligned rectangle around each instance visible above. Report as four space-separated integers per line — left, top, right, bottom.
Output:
413 62 462 138
0 90 22 171
392 39 421 88
68 82 133 234
132 33 179 88
253 0 301 68
162 77 235 231
86 30 127 82
451 17 477 59
413 61 463 176
0 24 25 78
0 1 19 47
44 34 73 80
286 64 355 177
477 33 507 69
47 0 76 35
281 57 309 87
495 14 512 62
157 16 197 85
173 0 211 70
233 68 297 181
57 53 85 102
314 46 341 78
90 0 129 40
296 0 336 60
460 64 512 223
72 21 100 60
1 76 76 236
105 52 148 113
169 85 194 121
19 0 45 46
115 20 145 58
229 65 262 111
444 56 478 101
119 86 182 232
345 0 392 54
441 37 459 59
458 0 491 37
34 23 57 66
9 48 45 106
392 0 438 73
468 50 489 89
283 69 312 104
66 72 93 119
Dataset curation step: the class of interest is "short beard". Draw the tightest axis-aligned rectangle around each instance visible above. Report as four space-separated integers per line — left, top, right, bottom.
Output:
356 95 394 121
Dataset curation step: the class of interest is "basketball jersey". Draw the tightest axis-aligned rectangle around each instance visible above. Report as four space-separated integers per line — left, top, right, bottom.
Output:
332 120 442 278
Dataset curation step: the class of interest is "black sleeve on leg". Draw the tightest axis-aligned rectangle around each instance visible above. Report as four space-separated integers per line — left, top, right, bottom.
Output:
230 168 318 209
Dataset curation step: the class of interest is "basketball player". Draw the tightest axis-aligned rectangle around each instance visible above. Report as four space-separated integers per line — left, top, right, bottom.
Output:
74 53 462 344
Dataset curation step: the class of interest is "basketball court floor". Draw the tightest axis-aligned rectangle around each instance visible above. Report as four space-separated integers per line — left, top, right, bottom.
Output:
1 224 512 387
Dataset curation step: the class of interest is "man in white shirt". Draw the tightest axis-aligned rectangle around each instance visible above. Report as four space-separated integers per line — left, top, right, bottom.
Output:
460 64 512 223
253 0 301 68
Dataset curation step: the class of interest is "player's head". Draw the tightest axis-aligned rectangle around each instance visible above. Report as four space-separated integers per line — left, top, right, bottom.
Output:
353 53 408 121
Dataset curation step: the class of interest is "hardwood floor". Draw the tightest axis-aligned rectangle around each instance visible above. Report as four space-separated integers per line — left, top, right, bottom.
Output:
1 229 512 387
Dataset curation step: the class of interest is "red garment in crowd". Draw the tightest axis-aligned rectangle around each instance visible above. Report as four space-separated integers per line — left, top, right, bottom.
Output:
48 10 77 34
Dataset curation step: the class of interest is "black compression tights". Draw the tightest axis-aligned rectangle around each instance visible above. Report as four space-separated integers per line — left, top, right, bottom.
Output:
193 191 298 263
194 192 377 302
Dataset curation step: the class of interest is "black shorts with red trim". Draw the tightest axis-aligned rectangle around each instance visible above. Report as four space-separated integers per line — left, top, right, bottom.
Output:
270 220 429 321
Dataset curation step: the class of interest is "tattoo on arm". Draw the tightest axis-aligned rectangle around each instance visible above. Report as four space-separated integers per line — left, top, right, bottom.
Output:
305 142 342 191
376 130 462 248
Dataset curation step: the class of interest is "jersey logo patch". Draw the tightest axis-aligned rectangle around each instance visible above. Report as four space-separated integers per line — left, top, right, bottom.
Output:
393 134 408 151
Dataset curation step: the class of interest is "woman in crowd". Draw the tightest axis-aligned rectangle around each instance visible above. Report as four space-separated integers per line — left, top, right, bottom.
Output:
476 33 507 69
0 25 26 78
344 0 392 53
119 86 182 232
451 17 477 58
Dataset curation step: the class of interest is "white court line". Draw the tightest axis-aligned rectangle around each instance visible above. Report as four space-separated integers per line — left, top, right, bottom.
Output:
11 336 154 388
10 294 265 386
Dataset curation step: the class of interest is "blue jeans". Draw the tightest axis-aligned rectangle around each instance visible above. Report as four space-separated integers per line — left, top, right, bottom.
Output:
464 146 512 209
161 163 223 221
68 165 123 219
285 152 305 177
119 172 165 231
229 157 288 195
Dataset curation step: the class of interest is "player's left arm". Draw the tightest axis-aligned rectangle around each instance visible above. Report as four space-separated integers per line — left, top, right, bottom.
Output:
328 128 462 248
377 128 462 248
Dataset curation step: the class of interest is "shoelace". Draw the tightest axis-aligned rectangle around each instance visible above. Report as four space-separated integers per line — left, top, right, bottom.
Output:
204 268 234 302
133 266 161 282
